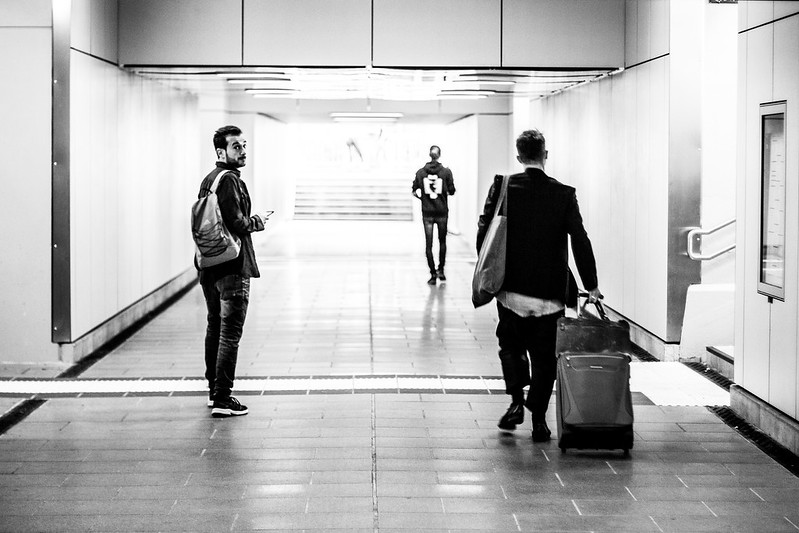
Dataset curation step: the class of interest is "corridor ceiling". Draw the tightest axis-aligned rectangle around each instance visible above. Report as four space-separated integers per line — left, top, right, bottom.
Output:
130 66 617 123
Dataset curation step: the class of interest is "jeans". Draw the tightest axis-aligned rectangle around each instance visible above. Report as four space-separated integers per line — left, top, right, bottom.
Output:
202 274 250 399
422 215 448 274
496 303 564 422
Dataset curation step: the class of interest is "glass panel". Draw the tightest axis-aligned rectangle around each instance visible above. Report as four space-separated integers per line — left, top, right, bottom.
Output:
758 103 787 300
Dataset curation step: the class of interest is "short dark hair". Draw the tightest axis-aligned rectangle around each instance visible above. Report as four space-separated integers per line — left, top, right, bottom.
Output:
213 125 242 151
429 145 441 156
516 129 546 162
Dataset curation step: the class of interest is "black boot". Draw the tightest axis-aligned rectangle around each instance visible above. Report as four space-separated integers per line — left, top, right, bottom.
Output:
532 421 551 442
498 403 525 430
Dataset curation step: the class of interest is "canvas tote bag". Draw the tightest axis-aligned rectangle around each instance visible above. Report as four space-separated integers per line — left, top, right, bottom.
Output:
191 171 241 269
472 175 509 307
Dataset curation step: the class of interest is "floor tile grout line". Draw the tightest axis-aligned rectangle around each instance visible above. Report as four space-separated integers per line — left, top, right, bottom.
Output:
701 501 718 517
785 516 799 530
571 499 582 516
649 516 664 533
370 393 379 533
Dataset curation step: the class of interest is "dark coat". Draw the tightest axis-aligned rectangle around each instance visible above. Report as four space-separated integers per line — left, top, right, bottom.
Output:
196 162 262 283
476 168 598 304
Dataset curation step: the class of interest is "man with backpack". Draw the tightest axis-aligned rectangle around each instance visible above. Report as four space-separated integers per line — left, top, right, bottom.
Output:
412 145 456 285
196 125 270 418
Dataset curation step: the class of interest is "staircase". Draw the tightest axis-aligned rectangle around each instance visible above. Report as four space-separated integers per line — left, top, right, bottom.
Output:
294 168 413 221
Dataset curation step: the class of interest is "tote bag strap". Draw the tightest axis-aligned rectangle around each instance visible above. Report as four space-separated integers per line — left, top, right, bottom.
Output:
493 175 509 218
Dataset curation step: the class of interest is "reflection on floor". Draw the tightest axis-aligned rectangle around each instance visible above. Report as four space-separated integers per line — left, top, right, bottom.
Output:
1 220 796 532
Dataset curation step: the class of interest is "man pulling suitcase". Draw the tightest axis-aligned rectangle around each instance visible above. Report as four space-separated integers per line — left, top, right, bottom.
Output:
476 129 602 442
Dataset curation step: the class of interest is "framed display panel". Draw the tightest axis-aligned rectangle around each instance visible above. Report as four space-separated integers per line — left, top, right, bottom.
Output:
757 101 787 301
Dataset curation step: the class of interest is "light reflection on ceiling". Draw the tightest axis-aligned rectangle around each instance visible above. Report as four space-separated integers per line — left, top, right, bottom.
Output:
130 66 618 102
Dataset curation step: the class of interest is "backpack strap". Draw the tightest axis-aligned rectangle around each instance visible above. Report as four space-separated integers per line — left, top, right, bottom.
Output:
210 170 230 193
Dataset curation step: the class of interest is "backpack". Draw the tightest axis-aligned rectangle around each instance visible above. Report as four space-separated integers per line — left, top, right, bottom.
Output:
191 171 241 269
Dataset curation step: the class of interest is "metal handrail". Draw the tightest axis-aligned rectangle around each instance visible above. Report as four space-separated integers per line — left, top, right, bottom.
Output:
687 218 736 261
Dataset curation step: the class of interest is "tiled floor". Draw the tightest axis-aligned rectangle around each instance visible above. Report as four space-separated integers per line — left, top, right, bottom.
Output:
1 220 797 532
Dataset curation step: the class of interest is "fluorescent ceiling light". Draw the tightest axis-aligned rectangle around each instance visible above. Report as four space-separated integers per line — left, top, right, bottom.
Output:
227 78 291 84
449 79 515 86
438 90 496 96
245 88 297 93
329 112 403 119
252 94 300 99
437 94 488 100
332 117 400 123
216 71 286 78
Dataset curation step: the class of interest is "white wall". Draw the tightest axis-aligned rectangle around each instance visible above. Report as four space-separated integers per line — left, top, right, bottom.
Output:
502 0 623 68
527 58 671 340
0 0 58 363
119 0 623 69
251 114 293 223
69 52 200 340
700 1 738 284
736 4 799 421
244 0 371 66
443 114 511 249
446 116 479 247
71 0 117 63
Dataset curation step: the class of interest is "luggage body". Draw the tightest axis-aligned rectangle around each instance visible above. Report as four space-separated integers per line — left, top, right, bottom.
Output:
555 299 634 453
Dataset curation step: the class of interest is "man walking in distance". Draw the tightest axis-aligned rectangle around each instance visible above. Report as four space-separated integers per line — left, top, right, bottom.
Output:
412 145 455 285
476 129 602 442
198 125 269 418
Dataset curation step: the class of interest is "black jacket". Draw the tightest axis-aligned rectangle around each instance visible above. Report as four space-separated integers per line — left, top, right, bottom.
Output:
196 162 263 283
412 161 455 216
476 168 598 303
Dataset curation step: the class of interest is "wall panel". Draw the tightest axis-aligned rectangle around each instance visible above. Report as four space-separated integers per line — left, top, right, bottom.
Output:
447 116 479 248
650 0 669 58
734 33 748 385
740 1 773 32
768 16 799 417
0 0 51 26
625 0 638 67
70 52 200 340
0 28 57 363
638 0 652 62
118 0 241 65
91 0 118 63
700 1 737 284
71 0 91 52
373 0 500 67
529 58 670 339
503 0 623 68
740 23 774 402
775 2 799 19
244 0 371 66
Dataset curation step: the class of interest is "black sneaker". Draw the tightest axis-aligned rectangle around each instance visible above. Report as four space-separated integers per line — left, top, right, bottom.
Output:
427 274 437 285
498 403 524 430
532 421 551 442
437 269 446 281
211 396 248 418
207 392 214 408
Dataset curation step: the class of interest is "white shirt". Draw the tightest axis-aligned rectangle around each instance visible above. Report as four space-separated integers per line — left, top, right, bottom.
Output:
496 290 564 318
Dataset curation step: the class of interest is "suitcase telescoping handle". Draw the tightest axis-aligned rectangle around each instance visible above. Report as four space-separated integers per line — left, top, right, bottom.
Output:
577 291 608 320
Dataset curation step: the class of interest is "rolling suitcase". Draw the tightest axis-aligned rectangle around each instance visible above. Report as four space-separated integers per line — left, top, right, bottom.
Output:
555 295 634 454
